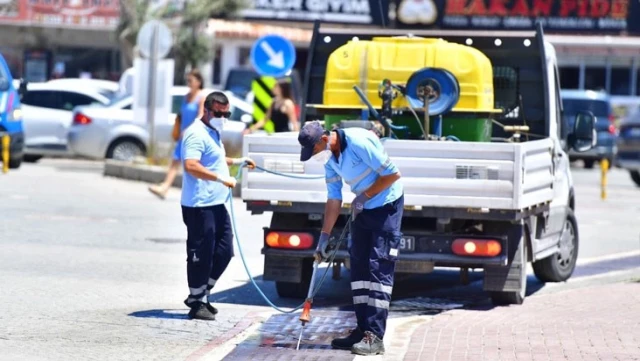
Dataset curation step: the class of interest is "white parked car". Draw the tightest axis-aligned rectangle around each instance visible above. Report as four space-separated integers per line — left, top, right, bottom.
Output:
21 82 113 160
46 78 120 99
67 87 253 161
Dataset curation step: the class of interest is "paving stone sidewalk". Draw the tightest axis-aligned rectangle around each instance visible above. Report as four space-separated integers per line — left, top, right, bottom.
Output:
400 282 640 361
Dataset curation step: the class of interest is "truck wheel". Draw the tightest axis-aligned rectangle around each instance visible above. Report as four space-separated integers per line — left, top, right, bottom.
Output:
487 233 527 306
533 210 579 283
630 170 640 187
275 258 313 299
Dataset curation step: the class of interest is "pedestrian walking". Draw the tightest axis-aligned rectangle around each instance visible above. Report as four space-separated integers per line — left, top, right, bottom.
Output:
245 80 299 134
180 91 255 320
297 120 404 356
149 69 206 199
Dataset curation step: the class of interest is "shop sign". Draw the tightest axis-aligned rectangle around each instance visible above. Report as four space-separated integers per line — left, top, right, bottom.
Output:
0 0 120 28
241 0 389 25
393 0 640 34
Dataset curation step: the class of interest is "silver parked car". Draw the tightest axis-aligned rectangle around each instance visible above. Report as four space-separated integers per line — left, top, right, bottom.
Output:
21 82 113 160
67 87 253 161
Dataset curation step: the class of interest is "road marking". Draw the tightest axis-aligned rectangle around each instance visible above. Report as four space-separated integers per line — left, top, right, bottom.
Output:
577 250 640 266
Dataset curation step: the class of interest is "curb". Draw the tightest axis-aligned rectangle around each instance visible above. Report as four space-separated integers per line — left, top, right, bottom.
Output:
103 159 242 197
185 311 267 361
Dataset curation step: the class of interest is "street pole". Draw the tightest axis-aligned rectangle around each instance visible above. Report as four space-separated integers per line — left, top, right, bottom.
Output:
147 25 159 164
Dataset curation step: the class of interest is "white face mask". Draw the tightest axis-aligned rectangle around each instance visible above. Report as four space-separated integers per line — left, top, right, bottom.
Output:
312 141 332 164
210 117 227 132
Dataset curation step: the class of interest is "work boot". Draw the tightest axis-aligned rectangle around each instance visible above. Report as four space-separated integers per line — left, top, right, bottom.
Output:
187 303 216 321
351 331 385 356
184 298 218 315
331 328 364 350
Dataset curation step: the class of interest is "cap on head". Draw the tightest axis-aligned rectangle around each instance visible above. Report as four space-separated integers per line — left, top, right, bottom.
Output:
298 120 325 161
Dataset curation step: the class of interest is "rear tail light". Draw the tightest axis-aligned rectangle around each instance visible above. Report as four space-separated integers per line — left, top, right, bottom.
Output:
266 231 314 249
608 114 617 135
452 239 502 257
73 113 92 125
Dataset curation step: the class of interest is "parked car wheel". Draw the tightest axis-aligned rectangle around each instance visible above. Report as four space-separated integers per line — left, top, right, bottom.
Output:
8 155 23 169
533 210 579 282
583 159 595 169
630 170 640 187
106 137 145 162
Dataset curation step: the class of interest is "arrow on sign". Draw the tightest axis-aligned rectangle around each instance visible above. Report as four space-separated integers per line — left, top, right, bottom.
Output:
260 41 285 69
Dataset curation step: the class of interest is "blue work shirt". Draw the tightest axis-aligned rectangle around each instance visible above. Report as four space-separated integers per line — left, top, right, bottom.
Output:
181 120 230 208
325 128 403 209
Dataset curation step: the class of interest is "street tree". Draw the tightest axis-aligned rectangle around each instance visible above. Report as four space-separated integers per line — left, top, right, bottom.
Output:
116 0 247 84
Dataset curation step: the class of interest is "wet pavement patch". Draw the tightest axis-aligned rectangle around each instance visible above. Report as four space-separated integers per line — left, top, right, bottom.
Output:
222 310 357 360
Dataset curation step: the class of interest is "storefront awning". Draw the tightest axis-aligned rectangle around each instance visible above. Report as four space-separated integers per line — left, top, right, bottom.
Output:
206 19 312 45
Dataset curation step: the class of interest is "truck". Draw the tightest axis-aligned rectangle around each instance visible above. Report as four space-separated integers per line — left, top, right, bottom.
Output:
240 22 597 306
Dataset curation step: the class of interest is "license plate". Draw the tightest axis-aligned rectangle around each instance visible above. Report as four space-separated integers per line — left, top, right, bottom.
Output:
399 236 415 252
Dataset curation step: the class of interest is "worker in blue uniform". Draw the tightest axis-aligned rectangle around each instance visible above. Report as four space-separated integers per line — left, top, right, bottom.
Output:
298 120 404 356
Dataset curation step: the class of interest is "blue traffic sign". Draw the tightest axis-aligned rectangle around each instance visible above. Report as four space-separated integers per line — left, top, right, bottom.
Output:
250 34 296 78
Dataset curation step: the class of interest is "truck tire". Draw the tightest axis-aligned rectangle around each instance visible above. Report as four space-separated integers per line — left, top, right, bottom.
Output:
630 170 640 187
532 210 579 283
486 231 527 306
275 258 313 299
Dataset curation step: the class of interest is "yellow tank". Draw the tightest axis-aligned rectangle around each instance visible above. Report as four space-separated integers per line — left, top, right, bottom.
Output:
323 37 500 113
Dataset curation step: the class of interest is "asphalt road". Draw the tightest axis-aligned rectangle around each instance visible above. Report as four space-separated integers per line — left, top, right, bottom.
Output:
0 159 638 360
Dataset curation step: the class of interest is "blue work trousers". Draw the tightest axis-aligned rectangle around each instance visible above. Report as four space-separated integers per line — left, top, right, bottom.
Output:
349 195 404 339
182 204 234 305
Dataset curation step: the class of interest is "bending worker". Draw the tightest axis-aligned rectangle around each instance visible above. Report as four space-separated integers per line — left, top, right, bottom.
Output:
181 91 255 320
298 120 404 356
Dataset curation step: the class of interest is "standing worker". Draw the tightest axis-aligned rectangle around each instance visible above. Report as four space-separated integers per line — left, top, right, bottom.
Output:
245 80 299 134
298 121 404 356
180 91 255 320
149 69 206 199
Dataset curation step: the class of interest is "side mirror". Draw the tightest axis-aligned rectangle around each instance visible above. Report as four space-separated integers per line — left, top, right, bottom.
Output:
568 110 597 152
18 78 28 99
240 113 253 125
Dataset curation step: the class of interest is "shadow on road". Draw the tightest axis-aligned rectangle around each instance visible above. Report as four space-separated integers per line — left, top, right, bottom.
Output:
128 309 189 320
204 267 548 314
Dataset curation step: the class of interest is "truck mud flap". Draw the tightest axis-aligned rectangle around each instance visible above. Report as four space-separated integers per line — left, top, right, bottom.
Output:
263 255 303 283
483 224 526 293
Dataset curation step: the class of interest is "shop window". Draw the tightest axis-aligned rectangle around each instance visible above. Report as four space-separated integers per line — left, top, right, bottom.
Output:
610 68 631 96
559 67 579 89
584 67 606 91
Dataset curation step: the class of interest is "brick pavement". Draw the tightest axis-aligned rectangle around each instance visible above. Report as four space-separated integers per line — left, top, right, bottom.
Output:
401 282 640 361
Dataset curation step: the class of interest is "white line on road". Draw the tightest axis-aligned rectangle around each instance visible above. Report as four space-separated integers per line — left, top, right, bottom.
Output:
576 250 640 266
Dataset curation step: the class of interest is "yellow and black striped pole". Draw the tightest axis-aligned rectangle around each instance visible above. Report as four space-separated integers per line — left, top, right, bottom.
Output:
252 76 277 134
2 133 9 174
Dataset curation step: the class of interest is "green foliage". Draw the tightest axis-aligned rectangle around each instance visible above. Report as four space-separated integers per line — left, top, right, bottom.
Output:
116 0 248 75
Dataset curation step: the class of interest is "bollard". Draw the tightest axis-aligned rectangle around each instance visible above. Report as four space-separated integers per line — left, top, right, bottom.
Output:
1 134 9 174
600 158 609 200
